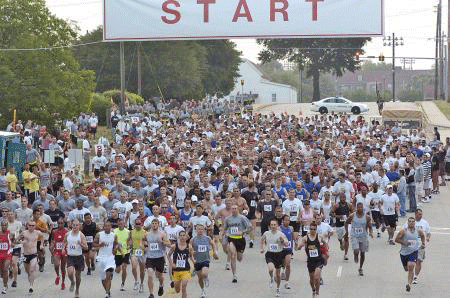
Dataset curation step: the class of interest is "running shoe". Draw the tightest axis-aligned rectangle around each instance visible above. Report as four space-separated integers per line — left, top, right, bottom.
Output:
87 268 91 275
275 288 281 297
204 277 209 288
134 281 139 291
249 241 254 248
158 286 164 296
406 284 411 292
10 281 16 288
389 240 396 245
1 287 6 294
120 283 125 291
55 276 60 285
381 226 386 233
344 256 349 261
200 289 206 298
61 282 65 290
139 285 144 293
149 294 154 298
269 277 274 288
170 281 174 288
377 232 381 238
232 275 237 283
358 268 364 276
29 288 34 293
225 263 231 270
412 276 418 284
320 277 324 285
285 282 291 289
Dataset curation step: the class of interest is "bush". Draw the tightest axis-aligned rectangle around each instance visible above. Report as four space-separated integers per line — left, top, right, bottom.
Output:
90 94 112 126
102 90 145 105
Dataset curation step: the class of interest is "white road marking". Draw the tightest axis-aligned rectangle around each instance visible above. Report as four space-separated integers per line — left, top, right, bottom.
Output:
430 227 450 230
428 232 450 235
337 266 342 278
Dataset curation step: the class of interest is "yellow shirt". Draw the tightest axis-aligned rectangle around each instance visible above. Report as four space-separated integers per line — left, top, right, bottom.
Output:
29 173 40 193
6 173 18 192
22 171 32 190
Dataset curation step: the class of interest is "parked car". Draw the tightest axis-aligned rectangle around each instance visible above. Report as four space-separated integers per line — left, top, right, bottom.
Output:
310 97 369 115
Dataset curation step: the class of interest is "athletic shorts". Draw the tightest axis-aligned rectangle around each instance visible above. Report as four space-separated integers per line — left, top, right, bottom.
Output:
146 257 165 273
418 248 425 261
194 261 210 272
282 249 293 259
12 248 21 257
53 249 65 257
90 126 97 134
82 243 93 254
307 259 324 273
115 253 130 267
371 211 382 222
265 251 284 269
67 255 85 272
228 237 246 254
172 270 191 282
289 221 300 233
336 227 346 240
24 254 37 264
423 179 432 190
415 182 424 198
383 214 397 228
213 224 220 236
351 237 369 253
400 250 418 267
97 255 116 280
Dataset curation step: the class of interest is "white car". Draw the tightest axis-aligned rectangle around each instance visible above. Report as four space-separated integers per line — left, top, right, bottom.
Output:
310 97 369 115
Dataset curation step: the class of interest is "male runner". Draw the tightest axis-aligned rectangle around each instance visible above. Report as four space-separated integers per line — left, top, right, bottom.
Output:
65 219 88 298
279 215 294 289
168 230 191 298
331 192 352 260
128 218 147 293
114 218 130 291
6 210 22 288
215 198 233 270
21 220 44 293
82 213 97 275
282 188 303 245
380 185 400 245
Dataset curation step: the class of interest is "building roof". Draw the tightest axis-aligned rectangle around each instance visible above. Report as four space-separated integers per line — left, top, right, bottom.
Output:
244 59 296 90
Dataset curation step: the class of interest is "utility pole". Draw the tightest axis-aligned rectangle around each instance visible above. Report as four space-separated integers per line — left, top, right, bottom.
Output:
137 42 142 97
440 33 446 99
448 0 450 102
120 42 125 114
383 33 403 101
435 0 442 100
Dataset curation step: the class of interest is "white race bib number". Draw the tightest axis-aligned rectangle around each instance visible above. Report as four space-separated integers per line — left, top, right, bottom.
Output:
181 221 189 228
53 223 58 229
176 259 186 268
303 225 310 232
309 249 319 257
324 218 330 224
149 243 159 251
250 200 256 207
408 240 417 248
268 244 278 252
69 244 76 250
229 227 239 235
118 213 124 219
353 228 364 234
386 207 394 213
134 249 143 256
169 234 177 240
198 245 207 253
56 242 64 250
0 243 8 250
86 236 93 243
264 205 272 212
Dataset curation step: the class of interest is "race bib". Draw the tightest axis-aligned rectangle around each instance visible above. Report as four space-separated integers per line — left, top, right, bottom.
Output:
250 200 256 207
303 225 310 232
309 249 319 257
289 214 298 222
56 242 64 250
324 218 330 224
386 207 394 213
149 243 159 251
176 259 186 268
264 205 272 212
286 241 292 249
134 249 143 256
181 221 189 228
268 244 278 252
198 245 207 253
69 244 77 250
229 227 239 235
340 215 347 221
86 236 93 243
0 243 8 250
297 195 303 200
408 240 417 248
353 228 364 234
118 213 124 219
169 234 177 240
416 225 423 230
290 205 297 212
92 212 100 221
53 223 58 229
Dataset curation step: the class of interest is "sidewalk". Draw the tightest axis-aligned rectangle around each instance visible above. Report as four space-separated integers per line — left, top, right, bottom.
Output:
418 100 450 128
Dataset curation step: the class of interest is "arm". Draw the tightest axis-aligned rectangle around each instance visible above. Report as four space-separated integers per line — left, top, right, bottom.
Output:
209 237 219 259
344 213 353 236
167 244 176 267
259 233 266 253
394 229 407 246
296 236 307 251
418 230 426 249
366 214 373 238
79 233 89 251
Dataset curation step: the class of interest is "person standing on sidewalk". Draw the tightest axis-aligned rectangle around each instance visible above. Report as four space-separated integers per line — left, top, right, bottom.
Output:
397 170 407 217
405 160 416 213
422 153 432 203
414 157 424 205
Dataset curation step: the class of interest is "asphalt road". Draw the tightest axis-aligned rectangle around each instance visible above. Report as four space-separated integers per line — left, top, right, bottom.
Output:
6 186 450 298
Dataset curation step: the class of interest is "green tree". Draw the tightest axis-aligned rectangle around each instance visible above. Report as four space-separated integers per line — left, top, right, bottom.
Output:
0 0 96 127
257 38 370 101
361 60 392 72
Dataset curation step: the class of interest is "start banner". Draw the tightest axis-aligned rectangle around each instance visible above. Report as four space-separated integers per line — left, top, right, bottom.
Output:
103 0 383 41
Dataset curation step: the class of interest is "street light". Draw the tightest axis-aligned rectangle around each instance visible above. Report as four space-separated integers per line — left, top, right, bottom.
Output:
383 33 404 101
240 79 245 102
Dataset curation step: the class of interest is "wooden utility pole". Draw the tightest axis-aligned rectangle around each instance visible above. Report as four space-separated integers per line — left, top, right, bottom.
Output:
448 0 450 102
137 42 142 97
120 42 125 114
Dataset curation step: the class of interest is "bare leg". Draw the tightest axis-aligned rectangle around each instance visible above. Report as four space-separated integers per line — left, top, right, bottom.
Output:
284 254 291 281
147 268 154 295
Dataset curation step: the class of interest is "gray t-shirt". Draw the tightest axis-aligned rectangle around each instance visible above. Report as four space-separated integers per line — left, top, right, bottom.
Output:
0 175 7 193
58 199 76 215
0 200 20 212
224 215 250 237
191 235 210 263
261 230 288 253
145 231 165 259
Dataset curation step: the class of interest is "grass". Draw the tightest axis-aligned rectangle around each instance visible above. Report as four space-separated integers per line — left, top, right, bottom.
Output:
96 126 112 142
434 100 450 120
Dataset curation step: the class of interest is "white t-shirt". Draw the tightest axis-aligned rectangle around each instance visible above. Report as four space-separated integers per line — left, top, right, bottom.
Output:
317 222 333 243
282 199 303 222
381 193 399 215
165 225 185 241
190 215 212 238
144 215 168 231
113 201 132 219
92 156 108 170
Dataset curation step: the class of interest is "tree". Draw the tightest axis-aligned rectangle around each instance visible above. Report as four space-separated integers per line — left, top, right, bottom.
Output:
73 28 241 100
0 0 96 127
257 38 370 101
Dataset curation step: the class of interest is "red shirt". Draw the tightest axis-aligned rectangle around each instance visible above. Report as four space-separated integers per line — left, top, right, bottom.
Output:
52 228 67 254
0 231 12 259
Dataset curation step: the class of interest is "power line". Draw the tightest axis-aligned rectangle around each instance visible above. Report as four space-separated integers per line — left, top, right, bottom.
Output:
0 41 103 52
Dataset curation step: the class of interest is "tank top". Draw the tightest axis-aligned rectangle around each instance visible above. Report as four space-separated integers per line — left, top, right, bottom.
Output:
130 229 145 257
322 201 332 224
305 234 322 262
0 231 12 258
399 228 420 256
280 225 293 252
98 231 115 258
274 186 286 201
172 243 190 272
114 228 130 256
335 202 350 227
179 209 193 229
145 231 165 259
300 209 313 232
67 231 82 256
53 228 67 252
191 235 210 264
351 213 367 239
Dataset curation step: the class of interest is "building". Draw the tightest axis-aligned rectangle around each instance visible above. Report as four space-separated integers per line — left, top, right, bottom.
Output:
224 59 297 104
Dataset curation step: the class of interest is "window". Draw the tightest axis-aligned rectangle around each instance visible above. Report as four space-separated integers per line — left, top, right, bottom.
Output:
272 93 277 102
336 98 346 104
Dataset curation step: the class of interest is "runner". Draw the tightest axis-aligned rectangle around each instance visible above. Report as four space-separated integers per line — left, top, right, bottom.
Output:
299 200 314 237
65 219 88 298
395 217 426 292
279 215 294 289
81 213 97 275
315 213 333 285
296 221 327 298
215 198 233 270
345 202 373 276
179 198 194 237
331 192 352 260
128 218 147 293
94 220 118 298
282 188 303 245
408 209 430 284
260 218 289 297
6 210 22 288
165 214 185 288
49 217 68 290
380 185 400 245
20 220 44 293
190 224 218 298
142 218 171 298
223 204 251 283
210 195 225 252
168 230 191 298
241 182 258 248
368 183 383 238
114 218 130 291
0 221 13 294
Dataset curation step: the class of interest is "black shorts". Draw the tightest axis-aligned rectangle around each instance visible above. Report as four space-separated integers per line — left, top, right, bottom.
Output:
289 221 300 233
260 221 269 235
265 251 284 269
194 261 210 272
213 225 220 236
400 251 418 267
307 259 324 273
67 255 85 272
24 254 37 264
146 257 165 273
383 214 397 228
228 237 246 254
371 211 382 222
246 210 256 220
12 248 21 257
94 169 101 177
115 253 130 266
90 127 97 134
282 249 293 259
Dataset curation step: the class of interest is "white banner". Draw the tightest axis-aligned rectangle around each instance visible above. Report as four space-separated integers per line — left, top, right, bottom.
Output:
104 0 384 41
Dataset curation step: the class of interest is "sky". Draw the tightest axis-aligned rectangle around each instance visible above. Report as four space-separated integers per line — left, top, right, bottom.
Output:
46 0 447 70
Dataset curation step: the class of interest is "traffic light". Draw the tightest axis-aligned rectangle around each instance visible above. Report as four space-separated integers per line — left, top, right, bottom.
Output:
379 54 385 62
354 50 362 61
241 79 245 86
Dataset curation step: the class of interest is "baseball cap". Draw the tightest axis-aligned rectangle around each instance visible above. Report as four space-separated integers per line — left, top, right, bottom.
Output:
131 199 139 204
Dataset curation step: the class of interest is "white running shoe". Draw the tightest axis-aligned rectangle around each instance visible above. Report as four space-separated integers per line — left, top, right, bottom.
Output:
201 289 207 298
412 276 418 284
120 283 125 291
269 277 274 288
284 282 291 289
133 281 139 291
1 287 6 294
275 288 281 297
139 284 144 293
204 277 209 288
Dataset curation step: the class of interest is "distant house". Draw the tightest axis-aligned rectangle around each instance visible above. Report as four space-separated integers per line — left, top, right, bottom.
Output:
224 59 297 104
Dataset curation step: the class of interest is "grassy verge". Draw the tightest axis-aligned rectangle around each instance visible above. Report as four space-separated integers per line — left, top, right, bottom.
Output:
97 126 112 141
434 100 450 120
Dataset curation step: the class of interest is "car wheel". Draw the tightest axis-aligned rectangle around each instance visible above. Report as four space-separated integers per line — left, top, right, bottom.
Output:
351 106 361 115
319 107 328 114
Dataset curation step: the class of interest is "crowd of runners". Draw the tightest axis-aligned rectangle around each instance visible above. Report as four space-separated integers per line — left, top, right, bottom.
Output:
0 99 443 297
